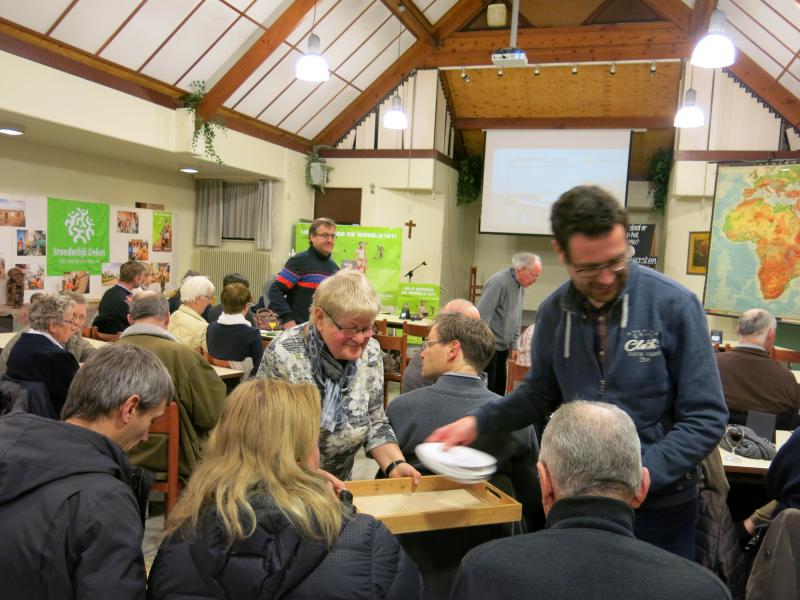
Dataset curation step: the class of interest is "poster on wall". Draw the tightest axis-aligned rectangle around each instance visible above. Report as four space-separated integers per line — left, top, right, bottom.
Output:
705 163 800 323
293 224 403 306
47 198 109 276
627 223 657 268
152 211 173 252
396 284 440 319
0 198 26 226
116 210 139 234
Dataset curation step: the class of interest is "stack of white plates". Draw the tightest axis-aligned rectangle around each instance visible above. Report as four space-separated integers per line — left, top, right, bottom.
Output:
415 443 497 484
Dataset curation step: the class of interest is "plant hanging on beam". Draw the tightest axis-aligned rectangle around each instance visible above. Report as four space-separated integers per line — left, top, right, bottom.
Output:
647 148 673 214
181 80 227 165
457 155 484 205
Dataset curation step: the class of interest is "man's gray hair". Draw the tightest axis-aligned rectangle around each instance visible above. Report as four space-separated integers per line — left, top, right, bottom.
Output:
440 298 480 319
737 309 776 345
29 293 75 332
512 252 541 270
539 401 642 500
61 344 174 421
129 292 170 321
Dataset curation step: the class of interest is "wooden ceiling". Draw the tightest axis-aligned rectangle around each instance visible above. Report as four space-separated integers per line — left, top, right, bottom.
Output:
0 0 798 165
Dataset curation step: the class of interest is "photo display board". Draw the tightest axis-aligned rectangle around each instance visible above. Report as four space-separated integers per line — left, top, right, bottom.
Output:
0 194 175 304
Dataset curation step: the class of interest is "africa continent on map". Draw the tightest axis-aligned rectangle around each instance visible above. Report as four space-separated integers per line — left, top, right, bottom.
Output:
705 164 800 321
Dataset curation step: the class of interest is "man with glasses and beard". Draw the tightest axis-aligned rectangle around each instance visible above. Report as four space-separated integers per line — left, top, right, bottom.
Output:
430 185 728 561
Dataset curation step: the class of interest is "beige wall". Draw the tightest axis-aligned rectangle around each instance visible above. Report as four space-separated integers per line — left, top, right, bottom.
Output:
0 135 195 284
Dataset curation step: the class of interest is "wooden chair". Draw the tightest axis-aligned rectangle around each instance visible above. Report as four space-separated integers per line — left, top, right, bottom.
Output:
148 401 181 518
81 326 93 339
375 332 407 408
506 360 529 393
203 350 232 369
403 321 432 339
374 319 388 335
468 266 483 305
771 347 800 368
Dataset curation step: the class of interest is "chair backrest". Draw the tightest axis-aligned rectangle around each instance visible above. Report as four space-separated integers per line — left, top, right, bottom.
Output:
468 265 483 304
403 321 432 339
375 333 408 375
506 360 528 393
204 351 232 369
148 401 181 516
374 319 388 336
81 326 93 339
771 347 800 368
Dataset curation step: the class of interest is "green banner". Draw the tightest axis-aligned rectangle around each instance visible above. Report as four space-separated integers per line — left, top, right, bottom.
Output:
397 283 440 319
47 198 110 276
294 224 402 306
152 211 173 252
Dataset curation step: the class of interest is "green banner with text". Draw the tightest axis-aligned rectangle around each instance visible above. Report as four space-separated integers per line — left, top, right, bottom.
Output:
47 197 110 275
396 283 440 319
294 224 402 306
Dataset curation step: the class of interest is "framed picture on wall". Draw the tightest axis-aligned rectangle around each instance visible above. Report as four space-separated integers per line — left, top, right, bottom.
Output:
687 231 710 275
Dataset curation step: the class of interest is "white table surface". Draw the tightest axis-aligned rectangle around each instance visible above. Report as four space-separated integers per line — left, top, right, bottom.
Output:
720 429 791 475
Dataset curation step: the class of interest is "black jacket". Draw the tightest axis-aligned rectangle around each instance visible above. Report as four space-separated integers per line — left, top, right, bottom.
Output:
5 332 79 416
0 412 146 599
452 496 731 600
95 283 133 333
148 495 422 600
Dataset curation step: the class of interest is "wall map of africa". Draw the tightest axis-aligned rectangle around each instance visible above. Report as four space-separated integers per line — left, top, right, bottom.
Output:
705 163 800 322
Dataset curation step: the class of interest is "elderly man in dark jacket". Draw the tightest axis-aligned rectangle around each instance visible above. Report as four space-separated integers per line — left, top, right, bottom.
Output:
453 401 731 600
0 343 174 599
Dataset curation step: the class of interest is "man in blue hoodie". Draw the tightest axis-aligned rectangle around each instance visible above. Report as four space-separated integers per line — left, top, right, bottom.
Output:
431 185 728 559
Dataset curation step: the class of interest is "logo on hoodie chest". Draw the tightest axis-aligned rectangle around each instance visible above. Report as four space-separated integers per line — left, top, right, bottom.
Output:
623 329 661 362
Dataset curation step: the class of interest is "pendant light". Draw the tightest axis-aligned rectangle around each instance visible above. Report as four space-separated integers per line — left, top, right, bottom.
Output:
691 9 735 69
296 2 329 82
383 25 408 130
674 64 704 129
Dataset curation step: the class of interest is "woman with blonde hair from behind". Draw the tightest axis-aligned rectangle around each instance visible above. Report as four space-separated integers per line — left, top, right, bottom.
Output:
147 378 421 600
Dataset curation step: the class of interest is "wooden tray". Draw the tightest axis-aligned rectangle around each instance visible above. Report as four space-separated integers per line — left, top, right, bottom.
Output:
346 475 521 534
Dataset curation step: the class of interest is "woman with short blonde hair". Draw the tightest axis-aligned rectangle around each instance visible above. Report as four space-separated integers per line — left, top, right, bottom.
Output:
258 270 420 485
147 379 421 599
168 275 214 352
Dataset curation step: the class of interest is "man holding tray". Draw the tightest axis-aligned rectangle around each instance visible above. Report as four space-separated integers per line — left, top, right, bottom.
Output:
431 186 728 560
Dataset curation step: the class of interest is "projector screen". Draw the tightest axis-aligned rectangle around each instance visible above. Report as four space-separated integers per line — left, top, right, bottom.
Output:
480 129 632 235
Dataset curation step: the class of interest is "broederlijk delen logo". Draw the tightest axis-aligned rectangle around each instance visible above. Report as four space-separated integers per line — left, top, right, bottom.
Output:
64 208 95 244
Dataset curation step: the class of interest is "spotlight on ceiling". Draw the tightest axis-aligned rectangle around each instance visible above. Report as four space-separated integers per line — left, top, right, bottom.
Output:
497 68 504 77
0 125 25 136
571 64 578 76
650 61 657 76
691 9 735 69
609 63 617 75
180 167 199 174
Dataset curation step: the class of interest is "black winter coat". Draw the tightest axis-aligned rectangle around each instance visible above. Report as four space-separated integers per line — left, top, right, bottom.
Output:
148 495 422 600
0 412 147 599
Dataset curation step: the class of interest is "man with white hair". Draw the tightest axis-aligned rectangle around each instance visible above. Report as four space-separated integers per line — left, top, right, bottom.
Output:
452 401 731 600
716 308 800 429
401 298 481 392
477 253 542 394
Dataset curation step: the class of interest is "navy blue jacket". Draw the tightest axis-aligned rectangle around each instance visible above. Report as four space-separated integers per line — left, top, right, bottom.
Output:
206 322 263 376
6 333 79 417
475 262 728 501
766 427 800 516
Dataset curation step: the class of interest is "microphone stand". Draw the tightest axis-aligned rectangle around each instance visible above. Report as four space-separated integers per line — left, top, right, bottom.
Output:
404 261 427 283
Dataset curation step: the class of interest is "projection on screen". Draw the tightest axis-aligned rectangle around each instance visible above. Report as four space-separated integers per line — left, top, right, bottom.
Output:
480 129 631 235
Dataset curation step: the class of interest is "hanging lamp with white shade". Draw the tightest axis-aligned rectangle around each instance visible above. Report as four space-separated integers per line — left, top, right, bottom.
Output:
383 25 408 130
296 2 329 82
691 9 735 69
674 64 704 128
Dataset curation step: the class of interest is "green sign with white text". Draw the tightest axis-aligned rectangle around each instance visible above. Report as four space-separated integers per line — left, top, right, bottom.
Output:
294 224 403 306
396 283 440 319
47 198 109 275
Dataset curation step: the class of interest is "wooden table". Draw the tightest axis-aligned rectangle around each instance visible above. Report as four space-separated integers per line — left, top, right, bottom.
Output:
212 365 245 381
720 429 791 476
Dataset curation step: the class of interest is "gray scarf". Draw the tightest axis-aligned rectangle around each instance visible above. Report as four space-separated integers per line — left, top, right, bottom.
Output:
306 324 357 433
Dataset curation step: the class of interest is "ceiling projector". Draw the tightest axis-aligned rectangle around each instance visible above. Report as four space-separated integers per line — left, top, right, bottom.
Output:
491 48 528 68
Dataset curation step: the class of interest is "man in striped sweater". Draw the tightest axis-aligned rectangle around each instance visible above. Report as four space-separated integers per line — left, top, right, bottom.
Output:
268 217 339 328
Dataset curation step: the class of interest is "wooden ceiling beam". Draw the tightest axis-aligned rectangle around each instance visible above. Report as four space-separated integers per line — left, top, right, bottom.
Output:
0 20 310 153
454 116 675 130
726 53 800 129
380 0 435 46
640 0 690 33
198 0 317 120
422 23 694 67
313 0 490 147
689 0 715 37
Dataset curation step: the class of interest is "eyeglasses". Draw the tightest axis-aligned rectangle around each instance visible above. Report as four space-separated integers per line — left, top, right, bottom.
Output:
324 311 372 337
313 233 336 240
571 249 634 280
422 339 445 350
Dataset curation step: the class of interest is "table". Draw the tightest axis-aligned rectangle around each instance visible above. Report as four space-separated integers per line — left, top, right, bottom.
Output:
378 314 435 329
720 429 790 476
212 365 244 381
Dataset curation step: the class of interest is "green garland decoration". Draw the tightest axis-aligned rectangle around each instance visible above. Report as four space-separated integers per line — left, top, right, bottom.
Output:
457 155 484 205
647 148 673 214
181 80 227 165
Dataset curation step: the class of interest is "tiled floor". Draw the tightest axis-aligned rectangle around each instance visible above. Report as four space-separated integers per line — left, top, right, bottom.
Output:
143 381 400 562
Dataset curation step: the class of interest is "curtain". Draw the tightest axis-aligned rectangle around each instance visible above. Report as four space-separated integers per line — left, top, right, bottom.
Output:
254 180 272 251
195 179 224 246
222 182 258 240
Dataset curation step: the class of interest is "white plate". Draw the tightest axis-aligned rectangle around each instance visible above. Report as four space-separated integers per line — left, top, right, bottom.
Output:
416 443 497 469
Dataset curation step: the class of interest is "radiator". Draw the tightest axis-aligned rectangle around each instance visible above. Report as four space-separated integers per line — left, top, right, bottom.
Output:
192 249 270 300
